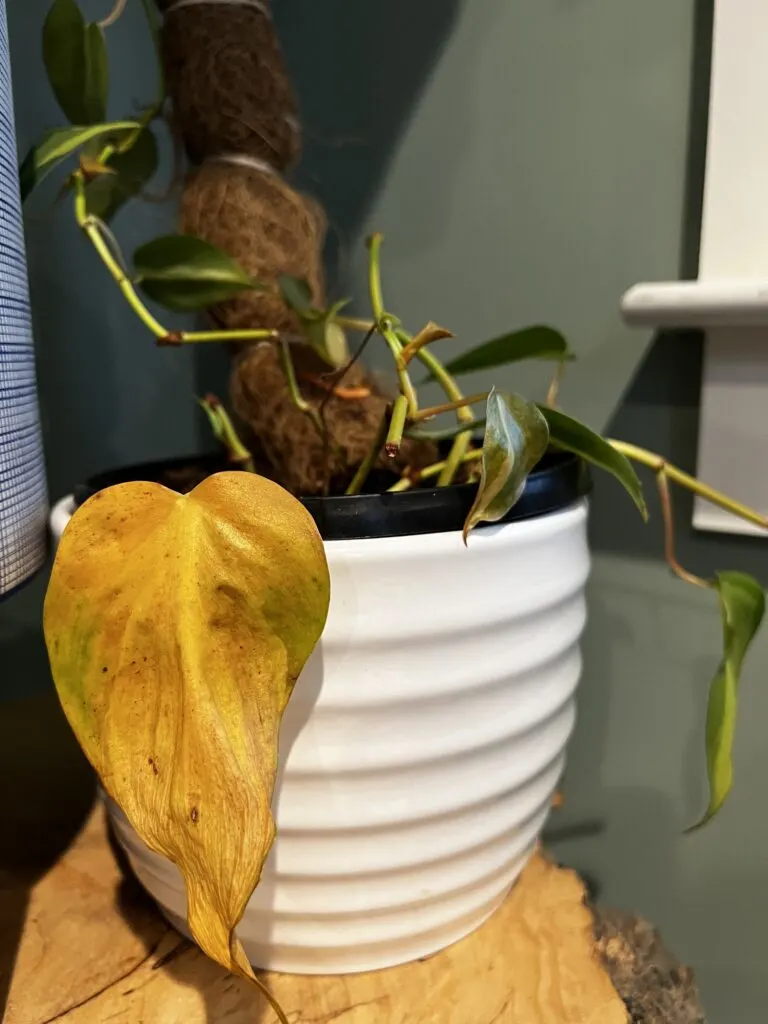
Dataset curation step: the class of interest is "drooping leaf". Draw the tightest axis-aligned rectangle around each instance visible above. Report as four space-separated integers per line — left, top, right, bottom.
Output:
278 274 314 316
19 121 141 202
134 235 261 311
463 389 549 541
538 404 647 520
44 472 330 979
85 127 158 220
438 326 572 378
43 0 108 124
687 571 765 831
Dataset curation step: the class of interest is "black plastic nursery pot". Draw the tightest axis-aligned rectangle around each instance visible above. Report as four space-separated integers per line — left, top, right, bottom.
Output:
74 450 591 542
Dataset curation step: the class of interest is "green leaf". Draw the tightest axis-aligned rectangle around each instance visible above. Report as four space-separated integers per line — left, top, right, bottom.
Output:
278 274 313 316
83 23 108 123
687 571 765 832
19 121 141 202
537 404 647 520
43 0 108 124
438 326 572 378
85 127 158 220
134 235 261 312
463 389 550 541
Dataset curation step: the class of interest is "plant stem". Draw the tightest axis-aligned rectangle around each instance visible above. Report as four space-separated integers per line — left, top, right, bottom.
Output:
385 395 409 457
366 234 418 416
546 357 567 408
415 346 476 485
278 338 325 436
346 411 389 495
400 322 453 365
319 323 376 416
74 177 167 337
99 0 128 29
199 395 255 472
655 470 711 589
180 328 277 344
389 449 483 492
610 439 768 531
336 315 376 332
411 393 488 423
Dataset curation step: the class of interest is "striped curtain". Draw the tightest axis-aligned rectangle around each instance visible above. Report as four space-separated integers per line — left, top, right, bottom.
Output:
0 0 47 598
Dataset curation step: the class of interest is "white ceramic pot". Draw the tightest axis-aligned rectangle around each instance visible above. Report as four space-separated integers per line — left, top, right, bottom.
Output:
50 481 589 975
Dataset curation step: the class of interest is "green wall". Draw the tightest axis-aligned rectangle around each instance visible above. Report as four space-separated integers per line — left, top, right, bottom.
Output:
282 3 765 1021
5 1 765 1019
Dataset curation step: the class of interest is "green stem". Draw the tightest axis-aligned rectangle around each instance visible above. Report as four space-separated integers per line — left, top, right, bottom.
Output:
411 393 488 423
610 439 768 531
74 177 167 337
279 338 325 436
181 328 277 344
389 449 483 492
199 395 255 472
415 346 476 485
385 395 409 457
335 315 376 332
366 234 418 416
346 412 389 495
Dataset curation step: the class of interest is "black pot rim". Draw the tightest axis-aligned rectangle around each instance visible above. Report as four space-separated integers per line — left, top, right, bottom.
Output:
74 450 591 542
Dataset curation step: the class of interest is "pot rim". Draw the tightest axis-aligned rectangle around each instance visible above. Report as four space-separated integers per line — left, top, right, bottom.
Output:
72 450 591 542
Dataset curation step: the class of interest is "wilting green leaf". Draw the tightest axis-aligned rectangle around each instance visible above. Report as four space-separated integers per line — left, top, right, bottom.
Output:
438 326 572 378
687 571 765 831
44 472 330 978
278 274 314 316
538 404 647 520
19 121 141 201
85 127 158 220
463 389 549 541
134 234 261 311
43 0 108 124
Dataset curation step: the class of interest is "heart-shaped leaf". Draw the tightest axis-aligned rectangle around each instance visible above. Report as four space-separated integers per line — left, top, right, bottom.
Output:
43 0 108 125
437 326 572 378
463 389 549 541
85 126 158 220
538 404 647 520
134 235 261 311
44 472 330 978
19 121 141 201
687 571 765 831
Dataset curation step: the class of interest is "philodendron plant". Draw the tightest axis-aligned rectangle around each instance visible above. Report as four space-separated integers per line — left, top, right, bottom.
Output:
27 0 768 1014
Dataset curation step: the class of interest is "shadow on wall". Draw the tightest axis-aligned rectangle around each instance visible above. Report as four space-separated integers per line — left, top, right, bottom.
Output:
275 0 462 284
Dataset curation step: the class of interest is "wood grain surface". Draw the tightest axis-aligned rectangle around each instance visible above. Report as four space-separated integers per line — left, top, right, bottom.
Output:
1 695 628 1023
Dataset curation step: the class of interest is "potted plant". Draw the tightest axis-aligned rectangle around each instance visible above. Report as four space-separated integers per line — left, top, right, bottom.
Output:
24 0 767 1018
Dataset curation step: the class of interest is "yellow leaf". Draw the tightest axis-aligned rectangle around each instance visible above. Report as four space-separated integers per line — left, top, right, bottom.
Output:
44 472 330 988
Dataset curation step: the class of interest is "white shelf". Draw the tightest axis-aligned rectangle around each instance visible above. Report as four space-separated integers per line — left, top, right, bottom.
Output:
618 0 768 539
621 280 768 328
